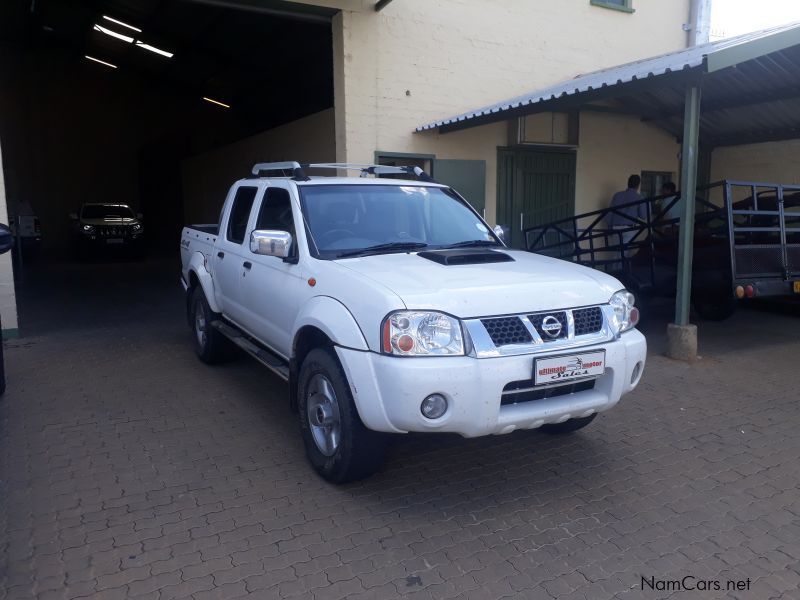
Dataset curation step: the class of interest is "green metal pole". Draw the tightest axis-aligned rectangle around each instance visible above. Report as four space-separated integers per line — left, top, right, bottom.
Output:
675 84 702 326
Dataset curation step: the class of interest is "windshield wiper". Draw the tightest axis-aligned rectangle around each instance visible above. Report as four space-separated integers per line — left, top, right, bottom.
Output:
440 239 502 249
336 242 428 259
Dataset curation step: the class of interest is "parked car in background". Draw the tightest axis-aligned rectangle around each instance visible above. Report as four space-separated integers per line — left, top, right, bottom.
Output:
70 203 144 258
180 161 647 483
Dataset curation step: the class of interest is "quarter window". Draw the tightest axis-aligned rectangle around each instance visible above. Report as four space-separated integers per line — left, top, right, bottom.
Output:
226 186 258 244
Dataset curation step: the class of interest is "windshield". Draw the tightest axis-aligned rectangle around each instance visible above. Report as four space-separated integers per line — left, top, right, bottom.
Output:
81 205 135 219
299 185 499 258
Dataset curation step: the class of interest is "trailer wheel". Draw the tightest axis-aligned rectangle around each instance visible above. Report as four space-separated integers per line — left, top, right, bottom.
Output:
298 348 386 483
693 291 736 321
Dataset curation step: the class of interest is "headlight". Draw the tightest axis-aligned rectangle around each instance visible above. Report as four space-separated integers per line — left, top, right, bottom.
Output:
609 290 640 333
381 311 465 356
81 224 95 234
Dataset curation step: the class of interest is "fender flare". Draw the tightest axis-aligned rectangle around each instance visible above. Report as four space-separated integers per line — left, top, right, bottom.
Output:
292 296 369 351
186 251 222 314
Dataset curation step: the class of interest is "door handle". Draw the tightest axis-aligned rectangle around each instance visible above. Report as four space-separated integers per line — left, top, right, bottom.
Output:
520 212 524 232
243 261 252 270
217 251 224 259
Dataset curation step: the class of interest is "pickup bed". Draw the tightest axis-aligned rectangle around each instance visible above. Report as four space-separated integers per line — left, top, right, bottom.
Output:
180 161 647 483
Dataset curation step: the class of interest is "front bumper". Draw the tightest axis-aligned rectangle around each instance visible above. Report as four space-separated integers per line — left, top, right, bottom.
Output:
336 329 646 437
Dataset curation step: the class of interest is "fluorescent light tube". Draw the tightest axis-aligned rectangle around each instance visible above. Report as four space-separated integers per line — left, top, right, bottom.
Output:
203 97 231 109
135 41 174 58
102 16 142 32
93 24 134 43
85 55 118 69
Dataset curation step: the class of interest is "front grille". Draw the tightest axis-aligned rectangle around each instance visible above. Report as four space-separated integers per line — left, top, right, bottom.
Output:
528 311 568 341
573 306 603 336
481 317 531 346
501 379 595 406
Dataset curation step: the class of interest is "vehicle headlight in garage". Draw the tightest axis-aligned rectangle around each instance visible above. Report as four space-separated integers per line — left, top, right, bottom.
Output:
381 311 465 356
81 224 95 234
609 290 639 333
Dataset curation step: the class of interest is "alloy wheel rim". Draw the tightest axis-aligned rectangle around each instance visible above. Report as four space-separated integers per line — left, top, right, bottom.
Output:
195 306 207 348
306 374 342 457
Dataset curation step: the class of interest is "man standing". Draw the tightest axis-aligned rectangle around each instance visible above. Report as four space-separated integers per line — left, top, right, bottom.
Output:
608 175 645 249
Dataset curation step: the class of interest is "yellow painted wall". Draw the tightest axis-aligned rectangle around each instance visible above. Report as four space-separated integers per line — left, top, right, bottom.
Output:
181 109 336 223
333 0 692 223
576 112 680 215
0 140 19 333
711 140 800 185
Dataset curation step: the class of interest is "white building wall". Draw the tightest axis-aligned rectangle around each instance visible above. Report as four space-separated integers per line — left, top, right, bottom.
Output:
332 0 692 222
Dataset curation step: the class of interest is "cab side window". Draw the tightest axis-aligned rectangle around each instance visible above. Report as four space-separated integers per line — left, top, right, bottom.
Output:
226 186 258 244
255 188 296 237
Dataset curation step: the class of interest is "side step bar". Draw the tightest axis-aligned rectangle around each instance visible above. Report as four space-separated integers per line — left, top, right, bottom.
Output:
212 321 290 381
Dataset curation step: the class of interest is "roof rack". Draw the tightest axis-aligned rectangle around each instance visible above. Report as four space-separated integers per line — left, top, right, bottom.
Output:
249 161 435 183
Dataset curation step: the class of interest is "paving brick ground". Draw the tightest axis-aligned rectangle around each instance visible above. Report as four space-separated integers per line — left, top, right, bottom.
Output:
2 257 800 599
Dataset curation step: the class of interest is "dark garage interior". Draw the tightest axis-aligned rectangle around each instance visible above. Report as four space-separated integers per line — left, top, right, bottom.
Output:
0 0 334 269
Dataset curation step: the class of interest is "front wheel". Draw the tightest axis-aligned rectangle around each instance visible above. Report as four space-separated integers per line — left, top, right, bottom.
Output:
693 291 736 321
298 348 386 483
541 413 597 434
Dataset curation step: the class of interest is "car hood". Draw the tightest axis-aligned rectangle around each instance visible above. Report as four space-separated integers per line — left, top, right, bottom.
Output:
334 249 622 318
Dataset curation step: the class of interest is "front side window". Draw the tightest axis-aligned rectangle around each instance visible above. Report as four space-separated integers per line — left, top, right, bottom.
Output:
255 188 295 236
226 186 258 244
299 185 499 259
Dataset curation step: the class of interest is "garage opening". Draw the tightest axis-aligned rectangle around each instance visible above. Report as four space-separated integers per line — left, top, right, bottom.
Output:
0 0 336 335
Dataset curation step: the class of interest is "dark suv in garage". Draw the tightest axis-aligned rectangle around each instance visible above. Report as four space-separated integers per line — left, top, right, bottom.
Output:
71 203 145 258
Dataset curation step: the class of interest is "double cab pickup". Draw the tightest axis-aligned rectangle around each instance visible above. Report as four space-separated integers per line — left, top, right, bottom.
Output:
180 162 646 483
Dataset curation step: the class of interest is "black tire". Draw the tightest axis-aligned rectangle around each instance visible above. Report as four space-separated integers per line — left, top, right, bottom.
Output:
541 413 597 434
693 291 737 321
189 287 231 364
298 348 386 483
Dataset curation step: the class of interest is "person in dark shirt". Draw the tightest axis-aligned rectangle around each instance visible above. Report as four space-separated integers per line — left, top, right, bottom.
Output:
609 174 644 254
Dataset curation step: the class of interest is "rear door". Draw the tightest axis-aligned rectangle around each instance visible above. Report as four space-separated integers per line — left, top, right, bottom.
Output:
238 183 304 357
214 184 260 325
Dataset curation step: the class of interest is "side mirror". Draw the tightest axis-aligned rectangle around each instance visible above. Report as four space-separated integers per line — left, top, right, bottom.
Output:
493 225 508 244
69 212 78 220
250 230 292 258
0 224 13 255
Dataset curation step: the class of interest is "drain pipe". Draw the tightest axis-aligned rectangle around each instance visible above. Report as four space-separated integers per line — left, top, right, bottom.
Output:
687 0 712 45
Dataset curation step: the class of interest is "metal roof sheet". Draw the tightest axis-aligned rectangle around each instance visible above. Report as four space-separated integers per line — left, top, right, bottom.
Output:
416 22 800 133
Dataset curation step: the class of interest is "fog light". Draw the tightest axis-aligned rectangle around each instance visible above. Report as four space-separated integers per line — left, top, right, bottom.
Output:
421 394 448 419
631 361 643 385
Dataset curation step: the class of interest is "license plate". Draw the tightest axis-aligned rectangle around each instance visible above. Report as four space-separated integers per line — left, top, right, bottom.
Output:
794 281 800 294
534 350 606 386
106 238 124 244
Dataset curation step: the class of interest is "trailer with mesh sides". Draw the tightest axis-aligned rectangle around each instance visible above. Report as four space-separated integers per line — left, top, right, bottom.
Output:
524 180 800 321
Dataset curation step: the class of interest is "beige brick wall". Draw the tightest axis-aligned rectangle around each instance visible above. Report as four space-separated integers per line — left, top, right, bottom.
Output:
711 140 800 185
332 0 692 222
0 140 19 334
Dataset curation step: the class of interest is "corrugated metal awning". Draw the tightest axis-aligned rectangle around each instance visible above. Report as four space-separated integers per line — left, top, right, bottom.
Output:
416 22 800 146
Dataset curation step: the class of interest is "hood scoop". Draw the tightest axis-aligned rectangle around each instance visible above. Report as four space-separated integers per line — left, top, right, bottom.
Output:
418 248 515 266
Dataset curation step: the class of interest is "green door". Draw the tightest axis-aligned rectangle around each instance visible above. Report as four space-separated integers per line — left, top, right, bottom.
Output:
498 148 576 248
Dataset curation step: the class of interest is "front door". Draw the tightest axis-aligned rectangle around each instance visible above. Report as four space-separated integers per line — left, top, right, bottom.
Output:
498 148 576 248
238 184 303 358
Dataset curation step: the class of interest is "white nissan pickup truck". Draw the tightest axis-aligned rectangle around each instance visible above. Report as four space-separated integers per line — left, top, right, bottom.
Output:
180 162 646 483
